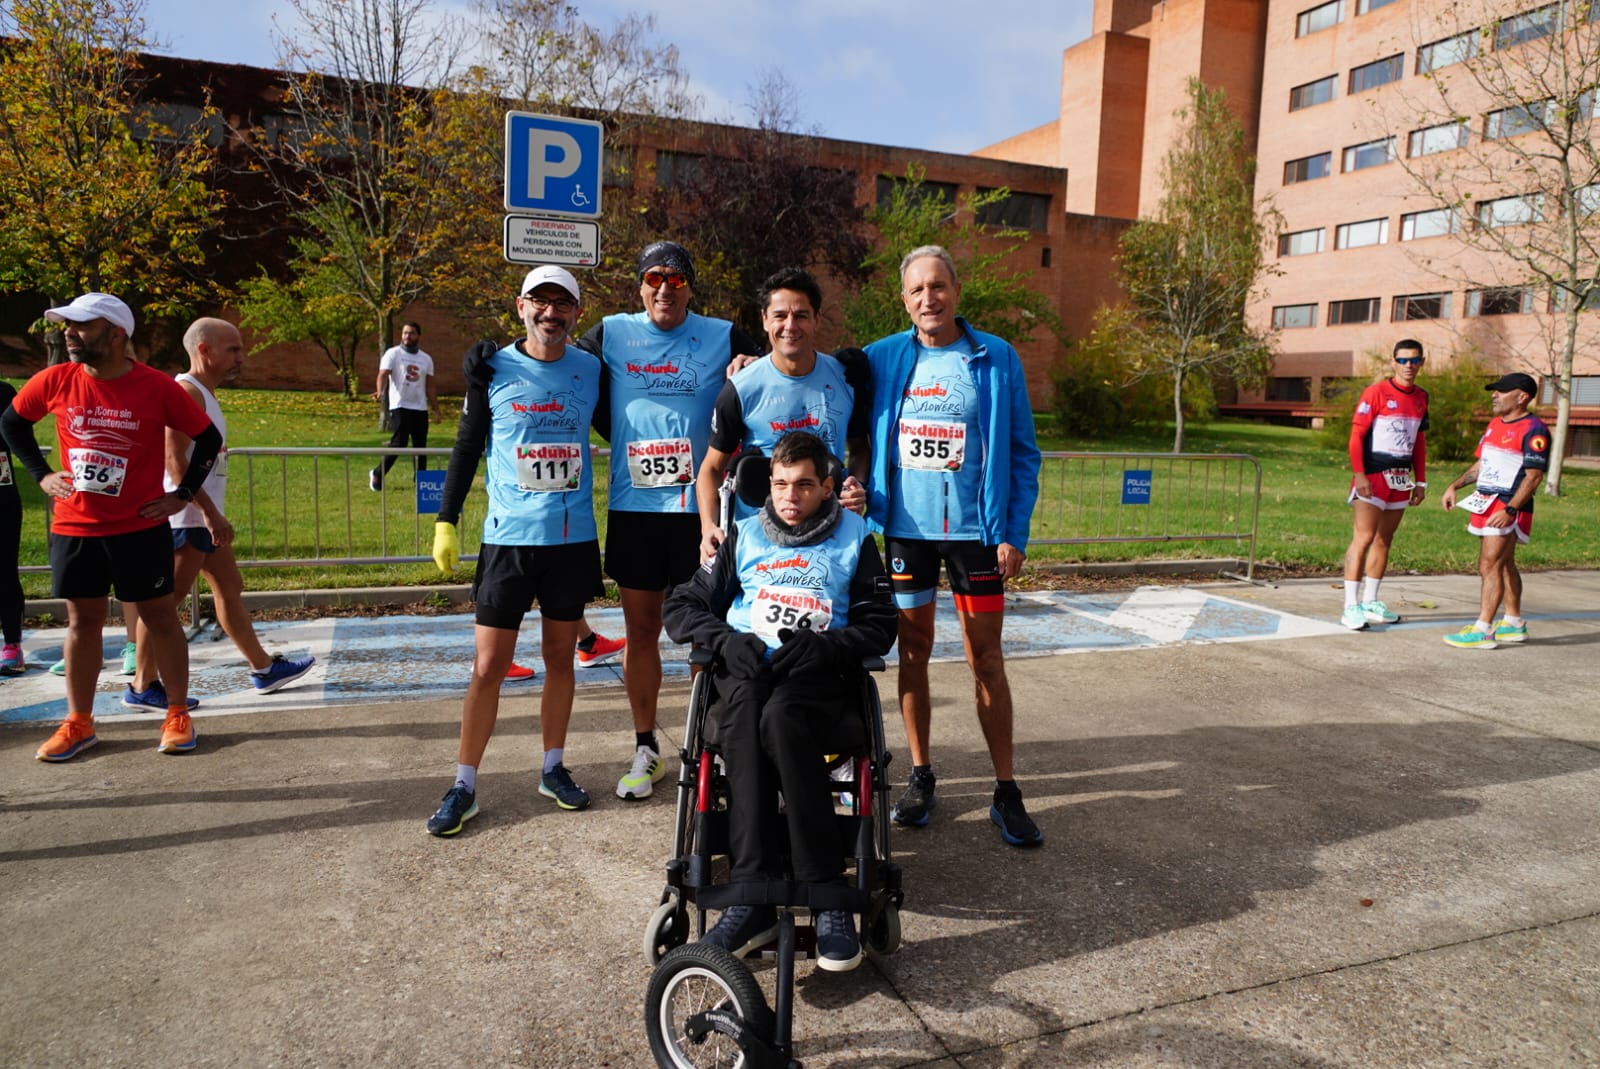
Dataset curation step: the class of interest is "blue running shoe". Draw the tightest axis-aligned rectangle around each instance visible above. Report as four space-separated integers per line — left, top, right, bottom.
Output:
539 764 591 811
1443 626 1497 650
123 682 200 712
252 654 316 693
426 785 478 836
990 784 1044 848
701 905 778 959
816 909 862 972
1493 618 1528 643
890 769 936 827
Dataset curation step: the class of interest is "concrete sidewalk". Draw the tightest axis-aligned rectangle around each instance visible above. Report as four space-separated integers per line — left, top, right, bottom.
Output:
2 571 1598 1068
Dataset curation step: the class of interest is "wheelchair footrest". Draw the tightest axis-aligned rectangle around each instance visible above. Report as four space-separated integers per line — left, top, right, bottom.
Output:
696 879 866 914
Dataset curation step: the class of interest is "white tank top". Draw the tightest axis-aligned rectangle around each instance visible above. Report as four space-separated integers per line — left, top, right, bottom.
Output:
165 372 228 528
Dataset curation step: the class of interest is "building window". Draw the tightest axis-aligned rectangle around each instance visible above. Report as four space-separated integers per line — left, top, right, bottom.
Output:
1268 377 1314 401
1476 193 1543 228
655 150 704 189
1401 206 1461 240
1466 287 1534 316
1284 152 1333 184
1278 228 1325 256
1343 137 1394 172
1297 0 1345 36
1272 303 1318 328
976 189 1052 232
1544 375 1600 404
1495 3 1558 49
1576 183 1600 215
1329 297 1381 324
1357 0 1398 11
1335 217 1390 249
1393 292 1452 320
1417 30 1479 73
603 145 635 188
1289 76 1337 111
1409 120 1469 157
1486 101 1548 139
1349 54 1404 94
876 174 957 209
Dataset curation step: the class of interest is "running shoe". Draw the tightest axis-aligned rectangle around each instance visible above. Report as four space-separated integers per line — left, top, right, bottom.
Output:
1443 626 1498 650
426 784 478 836
158 711 197 754
890 768 937 827
1494 618 1529 643
120 641 138 676
1361 600 1400 625
49 658 66 676
0 644 24 676
36 716 97 762
539 764 591 810
616 744 666 800
701 905 778 959
368 469 381 492
1340 605 1369 631
576 631 626 667
815 909 862 972
251 654 317 693
504 662 537 682
990 783 1044 847
123 682 201 712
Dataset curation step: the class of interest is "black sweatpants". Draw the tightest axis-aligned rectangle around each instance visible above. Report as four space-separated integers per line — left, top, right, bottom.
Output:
375 408 430 480
0 492 23 645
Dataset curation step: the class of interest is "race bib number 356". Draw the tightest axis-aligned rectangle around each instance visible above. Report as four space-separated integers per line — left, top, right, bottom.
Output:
627 437 693 488
516 442 583 492
898 419 965 471
751 586 833 645
67 447 128 496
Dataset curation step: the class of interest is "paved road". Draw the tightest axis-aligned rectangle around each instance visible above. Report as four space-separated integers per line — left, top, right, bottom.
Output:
3 571 1598 1068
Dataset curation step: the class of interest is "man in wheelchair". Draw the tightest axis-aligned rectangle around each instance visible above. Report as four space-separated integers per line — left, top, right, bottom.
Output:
663 431 896 971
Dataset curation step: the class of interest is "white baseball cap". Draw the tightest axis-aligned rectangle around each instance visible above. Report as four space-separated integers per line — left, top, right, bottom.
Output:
45 292 136 339
520 266 581 302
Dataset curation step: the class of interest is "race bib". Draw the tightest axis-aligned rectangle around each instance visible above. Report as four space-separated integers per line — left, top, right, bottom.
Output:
898 419 965 471
67 447 128 497
626 437 693 489
750 586 834 645
515 442 583 492
0 451 11 487
1382 469 1414 492
1458 491 1496 515
212 451 229 478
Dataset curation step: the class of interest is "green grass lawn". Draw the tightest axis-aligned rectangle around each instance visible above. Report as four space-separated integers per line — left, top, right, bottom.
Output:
8 384 1598 596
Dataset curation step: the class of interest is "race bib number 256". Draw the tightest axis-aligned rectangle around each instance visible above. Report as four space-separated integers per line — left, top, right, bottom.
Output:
67 447 128 496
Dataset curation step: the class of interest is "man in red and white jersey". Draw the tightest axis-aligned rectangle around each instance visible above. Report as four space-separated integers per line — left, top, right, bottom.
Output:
1340 338 1430 630
1439 372 1550 650
0 293 222 761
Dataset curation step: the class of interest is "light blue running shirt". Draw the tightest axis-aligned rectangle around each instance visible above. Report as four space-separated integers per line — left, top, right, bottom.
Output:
885 338 983 540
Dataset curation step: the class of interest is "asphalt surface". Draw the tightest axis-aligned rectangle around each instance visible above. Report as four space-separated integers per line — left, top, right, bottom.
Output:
3 570 1598 1069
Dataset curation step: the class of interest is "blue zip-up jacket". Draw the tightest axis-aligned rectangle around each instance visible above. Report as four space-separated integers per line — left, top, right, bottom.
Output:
862 317 1041 551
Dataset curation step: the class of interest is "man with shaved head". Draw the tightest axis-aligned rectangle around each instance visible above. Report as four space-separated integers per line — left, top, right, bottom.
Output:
128 317 317 700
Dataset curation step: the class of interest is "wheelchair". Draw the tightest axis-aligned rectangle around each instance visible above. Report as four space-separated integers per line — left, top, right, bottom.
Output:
642 452 905 1069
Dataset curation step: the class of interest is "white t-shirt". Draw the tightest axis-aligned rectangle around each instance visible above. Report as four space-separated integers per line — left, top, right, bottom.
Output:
379 345 434 411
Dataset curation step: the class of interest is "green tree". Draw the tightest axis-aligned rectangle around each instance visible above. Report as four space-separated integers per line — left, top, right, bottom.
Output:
1111 78 1280 452
236 204 374 397
0 0 222 361
844 164 1062 348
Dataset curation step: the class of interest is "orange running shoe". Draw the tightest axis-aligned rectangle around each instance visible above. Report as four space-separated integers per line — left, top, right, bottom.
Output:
504 662 537 682
576 631 626 668
37 715 98 762
158 711 197 754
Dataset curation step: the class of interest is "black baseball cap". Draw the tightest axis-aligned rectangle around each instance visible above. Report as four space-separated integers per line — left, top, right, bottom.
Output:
1485 372 1538 396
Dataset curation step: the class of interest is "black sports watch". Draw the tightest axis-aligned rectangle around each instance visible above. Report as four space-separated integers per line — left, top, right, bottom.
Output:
174 486 195 503
1502 504 1520 518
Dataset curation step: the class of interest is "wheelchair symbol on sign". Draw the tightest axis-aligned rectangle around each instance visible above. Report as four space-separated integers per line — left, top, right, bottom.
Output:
570 185 591 208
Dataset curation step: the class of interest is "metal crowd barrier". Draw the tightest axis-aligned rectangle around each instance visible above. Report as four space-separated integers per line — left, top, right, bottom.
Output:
1031 452 1262 580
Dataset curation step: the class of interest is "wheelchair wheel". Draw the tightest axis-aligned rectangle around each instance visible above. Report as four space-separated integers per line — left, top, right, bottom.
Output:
644 894 691 967
646 943 773 1069
864 900 901 956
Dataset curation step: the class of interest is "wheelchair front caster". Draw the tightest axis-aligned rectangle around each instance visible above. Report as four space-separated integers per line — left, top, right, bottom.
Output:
645 943 778 1069
644 894 691 967
864 900 901 956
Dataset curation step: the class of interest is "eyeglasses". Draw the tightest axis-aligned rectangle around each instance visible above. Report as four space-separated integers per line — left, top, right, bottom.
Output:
1394 356 1424 366
643 270 689 290
523 294 577 313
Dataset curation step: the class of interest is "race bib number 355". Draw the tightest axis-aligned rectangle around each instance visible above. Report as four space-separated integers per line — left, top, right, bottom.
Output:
67 447 128 496
751 586 834 645
898 419 965 471
627 437 693 489
516 442 583 492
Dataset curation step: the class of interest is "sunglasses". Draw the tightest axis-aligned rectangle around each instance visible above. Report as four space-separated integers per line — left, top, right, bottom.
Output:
643 270 689 290
1394 356 1424 366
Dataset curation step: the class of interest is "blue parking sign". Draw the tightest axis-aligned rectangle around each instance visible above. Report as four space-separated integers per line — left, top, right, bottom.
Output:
1122 469 1153 506
504 112 603 218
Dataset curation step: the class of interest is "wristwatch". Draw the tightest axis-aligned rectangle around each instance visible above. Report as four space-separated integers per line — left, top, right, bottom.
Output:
1502 505 1520 518
174 486 195 503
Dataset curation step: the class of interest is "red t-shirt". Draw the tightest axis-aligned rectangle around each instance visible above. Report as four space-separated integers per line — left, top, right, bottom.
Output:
11 361 214 537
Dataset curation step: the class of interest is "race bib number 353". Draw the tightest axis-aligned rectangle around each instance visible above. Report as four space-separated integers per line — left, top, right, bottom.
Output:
627 437 693 489
898 419 965 471
67 447 128 496
516 442 583 492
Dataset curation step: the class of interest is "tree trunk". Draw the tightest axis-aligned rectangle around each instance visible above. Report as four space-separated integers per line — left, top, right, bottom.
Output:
1171 367 1187 453
1543 306 1577 496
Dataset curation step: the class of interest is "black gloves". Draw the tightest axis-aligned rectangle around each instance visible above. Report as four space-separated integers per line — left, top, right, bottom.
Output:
715 632 769 679
462 340 499 388
769 628 832 680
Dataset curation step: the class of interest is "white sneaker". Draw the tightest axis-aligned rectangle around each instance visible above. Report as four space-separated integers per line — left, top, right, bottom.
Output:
1340 605 1369 631
616 745 667 800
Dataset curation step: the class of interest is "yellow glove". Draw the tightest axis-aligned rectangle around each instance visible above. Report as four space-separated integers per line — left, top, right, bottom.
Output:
432 521 460 574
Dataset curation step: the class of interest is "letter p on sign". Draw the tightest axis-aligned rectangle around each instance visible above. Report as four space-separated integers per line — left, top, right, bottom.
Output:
503 112 603 219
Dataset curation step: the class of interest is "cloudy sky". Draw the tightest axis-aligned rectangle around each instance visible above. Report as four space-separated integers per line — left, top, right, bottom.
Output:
138 0 1094 154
